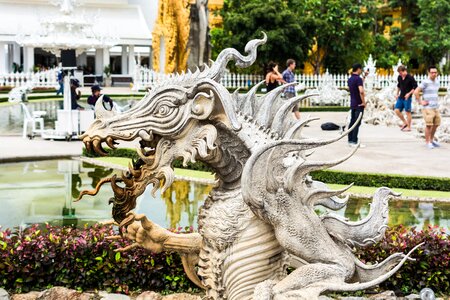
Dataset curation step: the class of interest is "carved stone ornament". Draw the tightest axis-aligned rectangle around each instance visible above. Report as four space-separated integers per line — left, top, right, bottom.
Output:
79 34 421 300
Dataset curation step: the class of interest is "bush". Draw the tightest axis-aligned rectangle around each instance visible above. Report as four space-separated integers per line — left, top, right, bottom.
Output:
0 224 197 294
82 148 214 172
356 225 449 296
311 170 450 192
0 224 447 296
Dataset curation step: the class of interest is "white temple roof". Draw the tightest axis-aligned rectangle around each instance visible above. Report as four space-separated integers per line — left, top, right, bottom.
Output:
0 0 152 45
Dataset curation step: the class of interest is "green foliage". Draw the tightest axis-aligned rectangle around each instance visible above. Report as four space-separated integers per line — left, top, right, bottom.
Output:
355 225 450 295
82 147 214 173
83 147 449 192
294 0 378 74
300 106 351 112
311 170 450 192
82 147 140 160
1 224 448 296
0 224 198 294
212 0 314 73
410 0 450 66
103 65 111 77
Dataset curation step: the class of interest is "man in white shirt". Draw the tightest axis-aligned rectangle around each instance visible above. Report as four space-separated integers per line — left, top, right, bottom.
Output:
414 66 441 149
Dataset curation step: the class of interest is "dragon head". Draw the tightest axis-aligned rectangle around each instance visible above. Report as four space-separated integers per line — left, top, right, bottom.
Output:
80 33 268 225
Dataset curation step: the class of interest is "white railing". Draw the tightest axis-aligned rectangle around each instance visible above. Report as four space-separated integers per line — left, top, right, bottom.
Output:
133 66 450 91
0 68 59 89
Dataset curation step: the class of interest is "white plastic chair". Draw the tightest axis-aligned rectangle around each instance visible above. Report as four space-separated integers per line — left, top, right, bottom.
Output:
21 103 46 138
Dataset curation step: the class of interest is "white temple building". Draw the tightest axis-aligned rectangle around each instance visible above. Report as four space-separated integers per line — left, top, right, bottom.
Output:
0 0 158 77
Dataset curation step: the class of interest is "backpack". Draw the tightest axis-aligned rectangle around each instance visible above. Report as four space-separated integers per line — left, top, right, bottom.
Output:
321 122 341 131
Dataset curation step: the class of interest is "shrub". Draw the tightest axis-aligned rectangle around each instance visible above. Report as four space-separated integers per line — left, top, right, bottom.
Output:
0 224 197 294
311 170 450 192
82 147 450 192
0 224 448 296
82 147 213 172
356 225 449 296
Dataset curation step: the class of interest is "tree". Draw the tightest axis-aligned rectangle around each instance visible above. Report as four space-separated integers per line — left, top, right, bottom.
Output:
211 0 313 74
411 0 450 67
294 0 378 74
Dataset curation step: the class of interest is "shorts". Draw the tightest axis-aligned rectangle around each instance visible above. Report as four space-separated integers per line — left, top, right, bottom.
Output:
422 109 441 126
284 92 298 112
394 97 412 112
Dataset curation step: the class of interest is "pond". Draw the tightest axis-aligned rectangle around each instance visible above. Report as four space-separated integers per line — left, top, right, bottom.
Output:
0 99 136 136
0 160 449 232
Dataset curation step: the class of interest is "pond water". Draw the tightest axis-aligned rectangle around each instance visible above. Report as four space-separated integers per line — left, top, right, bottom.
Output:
0 99 136 135
0 160 449 232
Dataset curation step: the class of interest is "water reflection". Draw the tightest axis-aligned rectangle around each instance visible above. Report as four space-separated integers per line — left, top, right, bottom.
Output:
0 160 448 231
161 181 212 229
0 160 212 230
320 197 450 230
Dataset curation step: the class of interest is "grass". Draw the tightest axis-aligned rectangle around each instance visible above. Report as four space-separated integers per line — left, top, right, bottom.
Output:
93 157 448 199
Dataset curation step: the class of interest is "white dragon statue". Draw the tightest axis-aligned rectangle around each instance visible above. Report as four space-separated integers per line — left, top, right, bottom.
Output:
78 34 421 300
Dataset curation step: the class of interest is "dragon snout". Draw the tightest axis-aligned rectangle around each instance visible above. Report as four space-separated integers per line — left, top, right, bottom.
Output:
82 135 119 156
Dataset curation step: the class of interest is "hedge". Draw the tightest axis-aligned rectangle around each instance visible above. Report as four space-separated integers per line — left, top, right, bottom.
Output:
82 148 450 192
310 169 450 192
0 224 197 294
299 106 350 112
82 147 212 173
0 224 448 296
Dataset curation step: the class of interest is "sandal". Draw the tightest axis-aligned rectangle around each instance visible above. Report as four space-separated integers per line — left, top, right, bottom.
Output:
401 127 411 132
400 124 407 130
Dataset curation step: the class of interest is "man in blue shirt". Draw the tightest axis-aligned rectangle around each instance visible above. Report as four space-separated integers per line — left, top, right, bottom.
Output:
282 59 300 119
347 63 366 147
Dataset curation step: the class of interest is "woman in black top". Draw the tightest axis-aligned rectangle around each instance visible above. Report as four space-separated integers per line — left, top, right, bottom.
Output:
265 62 286 92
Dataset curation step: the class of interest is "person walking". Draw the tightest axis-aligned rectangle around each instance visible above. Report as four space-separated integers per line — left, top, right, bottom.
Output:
347 63 366 147
394 65 417 132
265 62 286 92
56 69 64 96
414 66 441 149
282 59 300 119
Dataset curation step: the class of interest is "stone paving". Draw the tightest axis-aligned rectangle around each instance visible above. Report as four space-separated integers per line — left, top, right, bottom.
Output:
0 111 449 179
302 111 450 178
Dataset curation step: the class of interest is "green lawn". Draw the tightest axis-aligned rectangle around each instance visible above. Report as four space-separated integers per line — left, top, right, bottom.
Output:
93 157 449 199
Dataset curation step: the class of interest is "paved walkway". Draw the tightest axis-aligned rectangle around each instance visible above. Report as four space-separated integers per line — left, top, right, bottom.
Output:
302 112 450 178
0 112 449 178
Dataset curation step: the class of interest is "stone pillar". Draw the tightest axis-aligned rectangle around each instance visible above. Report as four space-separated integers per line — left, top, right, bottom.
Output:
0 42 6 73
102 48 110 70
23 46 34 73
77 52 87 67
13 43 21 66
121 45 128 74
148 46 153 70
128 45 135 76
7 44 13 72
95 48 103 75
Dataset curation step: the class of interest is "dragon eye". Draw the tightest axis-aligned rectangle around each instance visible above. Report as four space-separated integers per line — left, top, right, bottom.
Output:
154 102 175 117
159 106 169 114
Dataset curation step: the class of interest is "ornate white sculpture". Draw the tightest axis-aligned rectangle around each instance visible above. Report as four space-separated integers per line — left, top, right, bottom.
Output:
79 35 421 300
16 0 117 56
363 54 377 91
305 69 349 106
